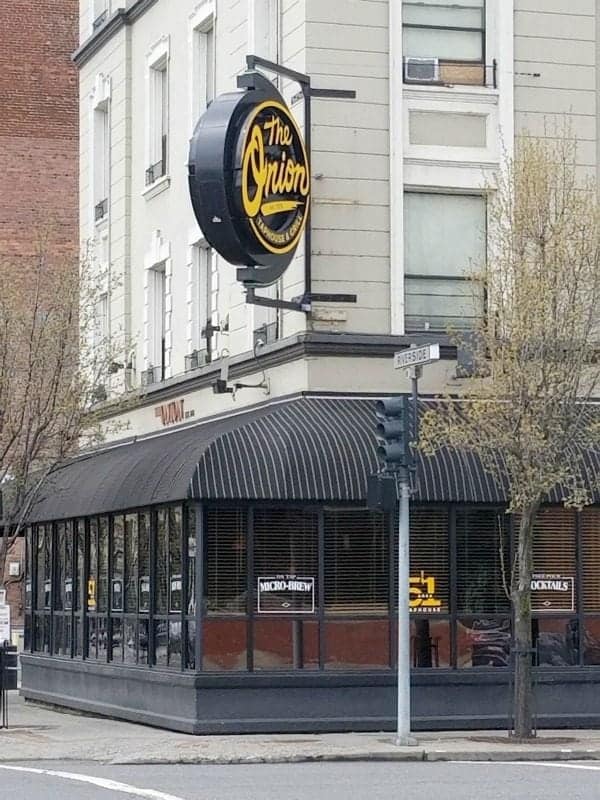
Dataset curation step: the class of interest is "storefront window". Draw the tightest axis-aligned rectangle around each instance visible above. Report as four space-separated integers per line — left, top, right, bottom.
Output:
168 507 182 613
532 508 576 613
456 509 510 614
581 508 600 612
457 617 510 668
325 619 389 669
112 515 124 613
411 618 451 668
139 512 150 613
324 510 387 614
205 508 247 614
409 507 449 613
534 617 579 667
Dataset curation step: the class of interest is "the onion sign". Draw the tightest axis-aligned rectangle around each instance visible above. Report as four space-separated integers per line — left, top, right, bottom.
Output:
188 71 310 286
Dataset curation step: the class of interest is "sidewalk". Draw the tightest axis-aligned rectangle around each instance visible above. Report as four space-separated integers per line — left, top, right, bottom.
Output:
3 693 600 765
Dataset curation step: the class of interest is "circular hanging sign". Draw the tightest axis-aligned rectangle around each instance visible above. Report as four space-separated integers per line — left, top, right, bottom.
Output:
188 71 310 287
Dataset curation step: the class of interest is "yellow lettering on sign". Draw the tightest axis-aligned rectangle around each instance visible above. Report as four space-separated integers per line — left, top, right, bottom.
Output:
240 101 310 256
409 571 442 613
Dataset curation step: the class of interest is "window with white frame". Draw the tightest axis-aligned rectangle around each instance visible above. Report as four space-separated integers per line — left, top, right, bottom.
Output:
403 192 486 332
149 264 166 381
94 292 109 350
402 0 487 87
188 242 219 367
92 0 109 31
191 15 215 125
93 101 109 222
146 59 168 186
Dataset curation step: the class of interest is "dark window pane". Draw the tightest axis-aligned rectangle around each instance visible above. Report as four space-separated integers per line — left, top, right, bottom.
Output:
185 620 196 670
169 507 182 613
456 509 510 614
98 517 109 612
202 618 247 671
457 617 510 668
36 526 51 610
534 617 579 667
325 619 389 669
206 509 247 614
155 620 169 666
123 621 136 664
112 515 124 612
74 617 83 657
325 510 387 614
187 506 196 616
88 518 98 612
584 618 600 665
253 619 295 670
76 521 85 612
111 619 123 662
410 618 450 668
409 507 449 614
138 619 150 665
64 522 73 610
125 514 138 613
156 508 168 614
52 615 64 655
55 523 65 611
25 528 32 610
24 614 32 651
169 620 182 667
139 513 151 613
580 509 600 612
87 617 98 659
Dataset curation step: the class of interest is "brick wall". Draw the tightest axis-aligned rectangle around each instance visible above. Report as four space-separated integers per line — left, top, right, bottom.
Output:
0 2 79 636
0 0 79 261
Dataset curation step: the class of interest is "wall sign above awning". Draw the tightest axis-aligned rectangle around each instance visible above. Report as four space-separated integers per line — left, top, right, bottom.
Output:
188 70 310 287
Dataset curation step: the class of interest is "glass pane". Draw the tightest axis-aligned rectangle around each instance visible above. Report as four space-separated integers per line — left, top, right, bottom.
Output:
74 616 83 657
325 619 389 669
584 618 600 665
169 507 182 613
403 3 484 29
408 507 449 614
138 619 150 665
52 615 64 655
403 27 483 60
324 510 387 614
169 620 182 667
76 521 85 612
457 617 510 668
156 508 168 614
88 518 98 612
206 509 247 614
580 508 600 611
155 620 169 666
254 508 318 614
64 522 73 610
111 619 123 662
55 523 65 611
456 509 510 614
98 517 109 612
404 276 483 332
203 618 247 671
112 516 124 612
87 617 98 659
404 193 486 278
535 617 579 667
187 506 196 616
531 508 576 612
123 621 136 664
125 514 138 613
185 620 196 670
139 512 151 613
410 618 451 668
24 614 31 651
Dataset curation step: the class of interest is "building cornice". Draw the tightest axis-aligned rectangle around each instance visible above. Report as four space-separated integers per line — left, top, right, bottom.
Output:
95 331 456 419
73 0 160 67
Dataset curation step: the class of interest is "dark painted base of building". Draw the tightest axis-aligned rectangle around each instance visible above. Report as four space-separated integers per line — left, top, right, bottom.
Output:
21 655 600 734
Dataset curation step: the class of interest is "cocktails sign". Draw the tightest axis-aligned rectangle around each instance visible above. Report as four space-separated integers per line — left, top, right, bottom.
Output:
188 71 310 287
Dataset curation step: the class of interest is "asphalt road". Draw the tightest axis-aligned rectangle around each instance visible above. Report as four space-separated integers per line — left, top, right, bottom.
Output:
3 760 600 799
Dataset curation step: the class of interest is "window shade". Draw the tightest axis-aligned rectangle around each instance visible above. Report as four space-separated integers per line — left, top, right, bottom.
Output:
582 508 600 612
456 509 510 614
254 508 318 613
325 510 387 614
408 507 449 613
531 508 576 612
206 508 247 614
403 27 483 60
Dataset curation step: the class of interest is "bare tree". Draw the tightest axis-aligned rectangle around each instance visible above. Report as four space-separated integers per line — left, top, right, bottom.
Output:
420 131 600 739
0 231 127 602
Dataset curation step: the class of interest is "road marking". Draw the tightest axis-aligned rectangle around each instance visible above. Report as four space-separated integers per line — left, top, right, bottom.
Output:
0 765 188 800
453 761 600 772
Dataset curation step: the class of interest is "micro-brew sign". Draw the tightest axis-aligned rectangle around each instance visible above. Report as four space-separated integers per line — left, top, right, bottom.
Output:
188 71 310 286
257 575 315 613
531 573 574 612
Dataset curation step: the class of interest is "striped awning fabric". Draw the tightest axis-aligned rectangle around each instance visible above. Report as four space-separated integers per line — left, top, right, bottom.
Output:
31 393 589 523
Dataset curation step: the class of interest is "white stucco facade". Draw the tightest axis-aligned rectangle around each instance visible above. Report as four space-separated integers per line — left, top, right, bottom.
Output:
77 0 594 439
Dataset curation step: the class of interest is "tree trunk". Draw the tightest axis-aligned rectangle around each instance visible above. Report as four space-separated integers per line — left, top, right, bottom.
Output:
512 501 539 739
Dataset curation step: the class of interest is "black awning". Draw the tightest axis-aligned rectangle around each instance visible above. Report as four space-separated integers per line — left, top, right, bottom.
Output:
29 395 512 523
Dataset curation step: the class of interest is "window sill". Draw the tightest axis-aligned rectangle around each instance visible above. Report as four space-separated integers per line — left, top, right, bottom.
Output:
142 174 171 200
94 214 109 230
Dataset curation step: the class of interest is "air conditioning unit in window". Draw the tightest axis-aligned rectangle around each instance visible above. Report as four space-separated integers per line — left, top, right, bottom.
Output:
404 57 440 83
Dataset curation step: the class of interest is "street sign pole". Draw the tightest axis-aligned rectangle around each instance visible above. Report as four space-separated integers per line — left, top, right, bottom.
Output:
392 343 440 747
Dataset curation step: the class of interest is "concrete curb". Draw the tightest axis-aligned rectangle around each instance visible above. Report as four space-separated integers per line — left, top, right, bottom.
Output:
107 749 600 766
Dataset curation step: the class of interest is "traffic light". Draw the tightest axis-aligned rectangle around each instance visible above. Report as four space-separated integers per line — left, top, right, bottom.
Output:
375 395 412 471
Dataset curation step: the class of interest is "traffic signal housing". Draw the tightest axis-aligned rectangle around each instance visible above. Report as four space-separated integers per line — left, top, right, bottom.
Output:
375 395 412 471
